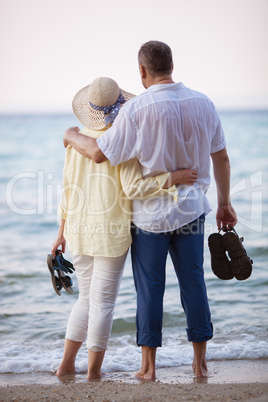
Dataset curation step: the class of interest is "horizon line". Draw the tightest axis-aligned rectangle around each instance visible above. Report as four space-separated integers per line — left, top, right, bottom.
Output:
0 107 268 116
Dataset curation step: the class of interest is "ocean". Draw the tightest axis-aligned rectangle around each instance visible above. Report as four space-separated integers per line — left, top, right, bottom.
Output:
0 111 267 380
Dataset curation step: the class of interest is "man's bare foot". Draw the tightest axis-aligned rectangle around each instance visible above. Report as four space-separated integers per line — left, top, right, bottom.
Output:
135 369 156 381
56 364 76 376
192 341 208 377
192 358 208 378
135 346 156 381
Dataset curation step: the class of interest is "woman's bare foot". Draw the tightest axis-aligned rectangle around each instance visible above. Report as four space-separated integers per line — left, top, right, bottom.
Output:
87 350 105 380
87 370 103 380
56 364 76 376
56 339 82 376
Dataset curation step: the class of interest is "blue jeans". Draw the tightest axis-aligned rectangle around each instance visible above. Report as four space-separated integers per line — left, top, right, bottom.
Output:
131 214 213 347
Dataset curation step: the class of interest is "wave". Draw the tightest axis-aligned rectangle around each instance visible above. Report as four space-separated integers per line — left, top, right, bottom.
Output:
0 332 268 374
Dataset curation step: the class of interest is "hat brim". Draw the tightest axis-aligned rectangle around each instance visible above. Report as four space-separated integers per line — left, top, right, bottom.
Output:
72 85 135 130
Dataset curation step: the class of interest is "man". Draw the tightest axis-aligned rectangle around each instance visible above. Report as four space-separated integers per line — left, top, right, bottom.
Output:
63 41 237 379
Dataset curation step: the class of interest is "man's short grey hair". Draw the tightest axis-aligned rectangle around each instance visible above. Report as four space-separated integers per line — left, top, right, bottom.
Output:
138 41 173 76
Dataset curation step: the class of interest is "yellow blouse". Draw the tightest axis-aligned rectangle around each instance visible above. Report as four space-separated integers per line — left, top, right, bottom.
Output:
59 127 177 257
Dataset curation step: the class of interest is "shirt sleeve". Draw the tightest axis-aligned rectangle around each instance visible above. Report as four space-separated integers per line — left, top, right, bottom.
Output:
119 158 178 201
96 108 138 166
210 107 227 153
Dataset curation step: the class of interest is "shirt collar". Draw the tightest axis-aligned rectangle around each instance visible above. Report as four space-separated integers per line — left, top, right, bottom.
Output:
143 82 185 94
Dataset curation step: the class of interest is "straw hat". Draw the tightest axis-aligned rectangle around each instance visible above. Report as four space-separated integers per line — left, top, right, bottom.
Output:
72 77 135 130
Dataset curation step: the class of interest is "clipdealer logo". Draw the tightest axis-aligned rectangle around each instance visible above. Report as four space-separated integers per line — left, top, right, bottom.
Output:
5 169 265 233
5 171 62 215
230 170 264 233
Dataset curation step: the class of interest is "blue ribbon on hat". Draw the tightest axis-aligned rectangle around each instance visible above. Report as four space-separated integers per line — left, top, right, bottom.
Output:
89 92 126 126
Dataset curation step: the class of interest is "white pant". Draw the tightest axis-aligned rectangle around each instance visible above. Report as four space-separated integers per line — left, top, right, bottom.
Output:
65 251 128 351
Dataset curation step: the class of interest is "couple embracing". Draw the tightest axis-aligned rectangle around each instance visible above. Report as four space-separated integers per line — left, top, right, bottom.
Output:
51 40 237 380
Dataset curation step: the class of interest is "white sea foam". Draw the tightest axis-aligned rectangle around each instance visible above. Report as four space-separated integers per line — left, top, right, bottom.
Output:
1 333 268 375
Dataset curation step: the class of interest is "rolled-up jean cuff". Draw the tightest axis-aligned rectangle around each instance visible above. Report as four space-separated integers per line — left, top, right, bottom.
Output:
186 322 213 342
137 331 162 348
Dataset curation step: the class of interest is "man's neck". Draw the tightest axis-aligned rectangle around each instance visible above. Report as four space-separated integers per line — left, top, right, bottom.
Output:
145 76 174 89
154 77 174 85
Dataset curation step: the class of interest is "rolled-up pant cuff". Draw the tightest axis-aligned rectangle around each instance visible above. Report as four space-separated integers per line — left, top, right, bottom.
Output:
137 331 162 347
186 322 213 342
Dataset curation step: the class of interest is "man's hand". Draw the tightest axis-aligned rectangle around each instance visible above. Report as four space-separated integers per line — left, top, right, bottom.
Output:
216 204 237 231
63 126 80 148
62 126 107 163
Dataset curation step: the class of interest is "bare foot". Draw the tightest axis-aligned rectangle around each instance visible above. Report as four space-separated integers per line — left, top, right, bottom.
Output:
87 371 104 380
87 350 106 380
135 369 156 381
56 339 82 377
192 341 208 378
135 346 156 381
56 364 76 376
192 358 208 378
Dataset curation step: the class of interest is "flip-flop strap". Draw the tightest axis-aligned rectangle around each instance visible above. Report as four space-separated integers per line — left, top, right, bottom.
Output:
218 226 235 234
59 255 75 272
53 255 75 274
60 256 74 270
60 275 73 287
54 251 75 273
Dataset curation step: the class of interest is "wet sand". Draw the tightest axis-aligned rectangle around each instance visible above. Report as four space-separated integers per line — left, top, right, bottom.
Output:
1 360 268 401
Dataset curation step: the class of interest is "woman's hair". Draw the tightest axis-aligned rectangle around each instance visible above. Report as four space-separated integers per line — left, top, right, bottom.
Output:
138 41 173 77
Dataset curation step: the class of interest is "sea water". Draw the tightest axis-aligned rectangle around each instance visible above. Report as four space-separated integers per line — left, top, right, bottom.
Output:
0 111 267 376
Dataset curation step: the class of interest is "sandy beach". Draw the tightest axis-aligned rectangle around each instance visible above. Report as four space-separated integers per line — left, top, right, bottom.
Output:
1 382 268 402
1 360 268 401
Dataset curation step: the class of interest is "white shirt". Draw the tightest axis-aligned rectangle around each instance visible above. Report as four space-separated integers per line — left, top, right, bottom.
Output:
97 82 226 232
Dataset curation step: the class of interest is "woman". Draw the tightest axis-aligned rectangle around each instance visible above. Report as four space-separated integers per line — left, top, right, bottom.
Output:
51 77 197 379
